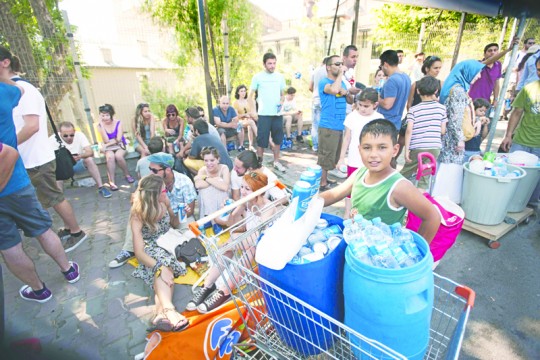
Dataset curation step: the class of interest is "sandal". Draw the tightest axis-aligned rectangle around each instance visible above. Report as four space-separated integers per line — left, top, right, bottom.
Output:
126 175 135 184
327 178 337 184
109 183 119 191
163 308 189 332
146 318 173 332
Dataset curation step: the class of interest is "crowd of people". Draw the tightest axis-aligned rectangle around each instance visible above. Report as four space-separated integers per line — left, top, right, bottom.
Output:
1 32 539 336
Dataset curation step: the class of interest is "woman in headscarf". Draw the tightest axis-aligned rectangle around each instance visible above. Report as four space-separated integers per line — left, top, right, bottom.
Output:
438 60 485 165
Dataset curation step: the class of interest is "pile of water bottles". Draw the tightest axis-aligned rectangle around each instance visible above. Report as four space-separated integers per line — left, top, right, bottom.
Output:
289 218 344 264
346 216 423 269
280 130 310 150
468 152 521 178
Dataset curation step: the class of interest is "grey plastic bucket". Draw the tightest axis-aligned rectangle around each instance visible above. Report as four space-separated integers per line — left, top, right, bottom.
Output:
507 165 540 212
461 163 526 225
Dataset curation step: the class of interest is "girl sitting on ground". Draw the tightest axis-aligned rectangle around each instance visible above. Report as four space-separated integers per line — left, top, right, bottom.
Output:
131 175 189 332
186 170 279 314
194 147 231 219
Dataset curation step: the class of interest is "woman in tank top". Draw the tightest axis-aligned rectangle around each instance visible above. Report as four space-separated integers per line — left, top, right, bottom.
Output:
133 103 156 157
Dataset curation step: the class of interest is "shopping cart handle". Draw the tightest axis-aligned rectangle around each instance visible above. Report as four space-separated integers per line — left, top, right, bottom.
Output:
455 285 476 308
189 222 202 237
416 152 437 180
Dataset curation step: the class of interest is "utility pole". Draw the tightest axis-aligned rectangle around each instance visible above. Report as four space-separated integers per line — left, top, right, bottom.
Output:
351 0 360 46
197 0 214 121
62 10 97 144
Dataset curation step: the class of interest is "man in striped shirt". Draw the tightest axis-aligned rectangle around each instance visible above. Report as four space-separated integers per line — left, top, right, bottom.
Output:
401 76 447 189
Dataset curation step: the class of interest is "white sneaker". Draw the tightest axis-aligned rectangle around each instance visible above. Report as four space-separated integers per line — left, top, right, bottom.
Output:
273 162 286 172
328 168 347 179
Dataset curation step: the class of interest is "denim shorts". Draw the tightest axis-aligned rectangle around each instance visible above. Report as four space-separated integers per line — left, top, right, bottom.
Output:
0 185 52 250
73 159 87 174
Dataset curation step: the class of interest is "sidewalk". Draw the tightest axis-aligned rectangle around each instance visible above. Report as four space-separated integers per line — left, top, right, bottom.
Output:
1 122 538 359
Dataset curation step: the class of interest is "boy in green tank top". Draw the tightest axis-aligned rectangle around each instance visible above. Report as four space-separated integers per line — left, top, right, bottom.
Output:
319 119 440 243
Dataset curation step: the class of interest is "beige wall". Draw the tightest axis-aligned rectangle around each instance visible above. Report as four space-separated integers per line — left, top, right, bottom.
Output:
57 67 179 144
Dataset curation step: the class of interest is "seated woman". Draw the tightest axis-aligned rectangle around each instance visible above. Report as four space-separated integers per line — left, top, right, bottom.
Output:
186 170 279 313
133 103 156 157
232 85 258 151
194 147 231 219
131 175 189 332
162 104 184 154
97 104 134 190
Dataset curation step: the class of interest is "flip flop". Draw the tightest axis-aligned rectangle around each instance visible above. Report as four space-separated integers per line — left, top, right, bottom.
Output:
109 183 119 191
126 175 135 184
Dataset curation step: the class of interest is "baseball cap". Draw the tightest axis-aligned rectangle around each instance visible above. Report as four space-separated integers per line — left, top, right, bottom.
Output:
147 152 174 168
527 44 540 54
185 107 201 119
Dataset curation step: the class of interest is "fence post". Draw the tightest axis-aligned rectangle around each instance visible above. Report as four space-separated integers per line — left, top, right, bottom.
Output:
451 12 467 69
222 17 230 97
62 10 97 144
416 22 426 54
498 17 509 47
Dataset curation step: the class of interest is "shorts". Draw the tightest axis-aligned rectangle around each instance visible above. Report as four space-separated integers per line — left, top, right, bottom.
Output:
346 165 358 198
317 127 343 171
73 159 87 174
284 113 301 123
217 127 238 139
0 184 52 250
26 159 65 209
257 115 283 148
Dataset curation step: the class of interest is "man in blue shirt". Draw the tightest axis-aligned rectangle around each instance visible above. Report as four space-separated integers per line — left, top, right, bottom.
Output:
0 78 79 304
378 50 411 131
249 53 287 172
317 55 354 190
212 96 243 150
516 46 540 92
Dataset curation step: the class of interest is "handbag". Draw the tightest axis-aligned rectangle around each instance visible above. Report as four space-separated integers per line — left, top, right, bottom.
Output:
450 86 476 142
45 104 76 180
174 238 209 276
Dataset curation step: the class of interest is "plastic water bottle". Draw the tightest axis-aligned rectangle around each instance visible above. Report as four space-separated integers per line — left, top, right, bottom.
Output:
391 246 416 268
237 122 243 133
371 217 392 239
308 225 342 245
220 199 234 221
350 242 373 266
376 78 385 94
363 226 399 269
390 224 422 262
342 219 357 244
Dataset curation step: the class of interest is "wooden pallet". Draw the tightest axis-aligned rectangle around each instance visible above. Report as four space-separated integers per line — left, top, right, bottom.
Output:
462 207 535 247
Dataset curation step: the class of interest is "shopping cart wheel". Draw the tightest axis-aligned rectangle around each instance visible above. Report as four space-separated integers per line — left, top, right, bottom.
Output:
524 216 531 225
488 240 501 249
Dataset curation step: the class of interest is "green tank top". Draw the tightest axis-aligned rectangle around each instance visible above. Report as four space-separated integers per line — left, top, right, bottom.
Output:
351 167 407 225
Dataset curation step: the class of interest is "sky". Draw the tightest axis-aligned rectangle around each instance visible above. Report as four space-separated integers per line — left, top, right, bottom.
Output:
248 0 305 20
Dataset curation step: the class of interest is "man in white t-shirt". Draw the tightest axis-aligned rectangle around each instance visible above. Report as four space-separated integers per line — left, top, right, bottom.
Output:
49 122 111 198
12 78 87 253
230 150 286 202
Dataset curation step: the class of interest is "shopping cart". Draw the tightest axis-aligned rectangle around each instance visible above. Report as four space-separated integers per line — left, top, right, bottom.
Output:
189 180 475 360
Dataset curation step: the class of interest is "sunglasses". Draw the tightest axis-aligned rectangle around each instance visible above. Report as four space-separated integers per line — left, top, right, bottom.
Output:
332 62 343 66
201 146 216 152
248 171 258 178
167 113 176 117
149 167 165 174
62 134 75 138
99 105 112 112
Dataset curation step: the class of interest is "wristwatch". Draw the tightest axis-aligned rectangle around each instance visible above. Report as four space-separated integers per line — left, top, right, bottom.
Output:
203 175 208 182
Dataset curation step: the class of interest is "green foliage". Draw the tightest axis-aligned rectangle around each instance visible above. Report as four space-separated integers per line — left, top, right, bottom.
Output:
143 0 261 99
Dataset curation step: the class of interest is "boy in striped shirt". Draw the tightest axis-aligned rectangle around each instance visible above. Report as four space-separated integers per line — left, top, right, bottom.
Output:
401 76 447 189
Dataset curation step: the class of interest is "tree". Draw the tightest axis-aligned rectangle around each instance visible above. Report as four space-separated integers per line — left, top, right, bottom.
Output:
0 0 74 110
143 0 261 100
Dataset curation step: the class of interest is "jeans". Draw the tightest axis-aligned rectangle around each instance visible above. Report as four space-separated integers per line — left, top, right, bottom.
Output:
510 142 540 205
311 103 321 149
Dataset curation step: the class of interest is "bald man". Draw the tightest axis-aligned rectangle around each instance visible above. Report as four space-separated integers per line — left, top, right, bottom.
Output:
212 95 243 150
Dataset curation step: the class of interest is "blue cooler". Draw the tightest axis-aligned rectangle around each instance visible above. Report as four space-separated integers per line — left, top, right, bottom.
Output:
344 231 434 360
258 213 345 355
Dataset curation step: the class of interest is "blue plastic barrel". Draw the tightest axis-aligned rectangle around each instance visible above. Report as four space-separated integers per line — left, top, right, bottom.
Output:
344 232 434 360
258 213 345 356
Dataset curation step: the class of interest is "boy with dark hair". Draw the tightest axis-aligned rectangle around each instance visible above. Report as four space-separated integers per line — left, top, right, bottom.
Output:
464 98 491 161
320 119 439 242
401 76 448 189
282 86 304 144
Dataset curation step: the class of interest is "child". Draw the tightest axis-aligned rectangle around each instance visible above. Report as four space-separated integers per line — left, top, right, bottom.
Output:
319 119 440 243
281 87 304 144
337 88 382 218
401 76 448 189
464 98 491 163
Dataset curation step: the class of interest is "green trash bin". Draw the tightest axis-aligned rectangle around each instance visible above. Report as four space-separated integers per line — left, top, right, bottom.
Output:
507 165 540 213
461 163 526 225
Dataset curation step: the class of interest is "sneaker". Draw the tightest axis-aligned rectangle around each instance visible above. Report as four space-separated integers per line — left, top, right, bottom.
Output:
296 135 304 143
63 261 81 283
273 161 286 173
109 250 135 268
63 231 88 253
312 146 318 152
237 146 246 152
186 284 216 311
328 168 347 179
57 228 71 241
19 284 52 303
197 289 231 313
98 186 112 198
